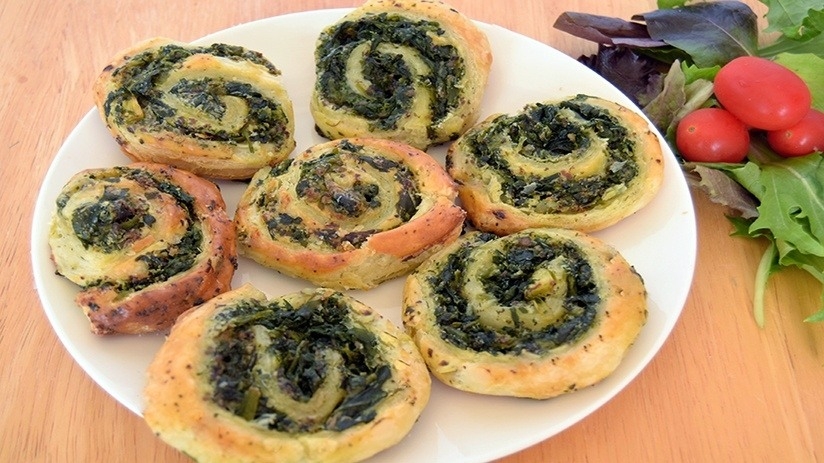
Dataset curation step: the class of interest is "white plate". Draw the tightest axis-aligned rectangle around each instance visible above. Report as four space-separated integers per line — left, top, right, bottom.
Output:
31 9 696 463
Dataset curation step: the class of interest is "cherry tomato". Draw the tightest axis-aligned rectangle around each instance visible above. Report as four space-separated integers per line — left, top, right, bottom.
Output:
713 56 811 131
766 109 824 157
676 108 750 163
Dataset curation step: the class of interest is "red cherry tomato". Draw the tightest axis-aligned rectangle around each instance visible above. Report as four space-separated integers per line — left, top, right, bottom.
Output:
766 109 824 157
713 56 811 131
676 108 750 163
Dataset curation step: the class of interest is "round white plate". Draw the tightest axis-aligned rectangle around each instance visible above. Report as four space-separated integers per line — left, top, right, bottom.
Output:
31 9 696 463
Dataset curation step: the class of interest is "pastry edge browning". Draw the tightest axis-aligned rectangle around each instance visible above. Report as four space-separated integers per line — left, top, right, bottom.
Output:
93 37 296 180
402 229 648 399
54 162 237 335
448 96 665 234
235 137 466 290
144 284 431 463
310 0 493 150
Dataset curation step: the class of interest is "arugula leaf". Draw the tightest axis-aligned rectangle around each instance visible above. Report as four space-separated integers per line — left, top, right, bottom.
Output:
761 0 824 40
634 2 758 67
758 32 824 57
774 245 824 323
752 241 779 327
714 152 824 324
745 156 824 258
757 0 824 58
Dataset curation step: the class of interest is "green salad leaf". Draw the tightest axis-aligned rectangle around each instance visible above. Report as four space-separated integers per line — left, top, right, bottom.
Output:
707 146 824 324
758 0 824 56
657 0 687 9
772 53 824 111
762 0 824 40
555 0 824 326
642 61 715 143
758 32 824 57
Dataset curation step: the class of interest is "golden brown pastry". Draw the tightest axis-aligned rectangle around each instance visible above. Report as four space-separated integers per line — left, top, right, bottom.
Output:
144 284 431 463
447 94 665 234
47 162 237 335
234 137 465 290
94 37 296 179
402 228 647 399
310 0 493 150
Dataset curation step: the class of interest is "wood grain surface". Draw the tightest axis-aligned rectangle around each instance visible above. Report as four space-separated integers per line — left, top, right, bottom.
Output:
1 0 821 462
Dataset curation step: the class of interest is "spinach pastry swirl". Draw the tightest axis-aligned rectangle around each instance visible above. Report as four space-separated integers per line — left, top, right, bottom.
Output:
47 162 237 335
402 228 647 399
234 138 465 290
94 37 296 179
447 95 664 234
310 0 493 150
144 284 431 463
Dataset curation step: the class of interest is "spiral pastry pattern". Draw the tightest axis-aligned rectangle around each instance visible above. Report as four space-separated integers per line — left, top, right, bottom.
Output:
447 94 665 234
402 228 647 399
310 0 493 150
144 284 431 463
234 138 465 290
47 162 237 334
94 37 296 179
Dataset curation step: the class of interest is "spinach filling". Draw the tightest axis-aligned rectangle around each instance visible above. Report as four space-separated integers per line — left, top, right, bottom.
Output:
261 141 421 250
70 185 154 252
103 43 290 147
465 97 640 212
208 292 391 433
429 233 599 354
315 13 465 131
57 167 203 292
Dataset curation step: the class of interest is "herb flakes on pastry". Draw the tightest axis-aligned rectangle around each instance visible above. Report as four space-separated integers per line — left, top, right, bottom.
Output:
311 0 493 150
47 162 237 335
234 137 465 290
144 284 431 463
447 94 665 234
93 37 296 180
402 228 647 399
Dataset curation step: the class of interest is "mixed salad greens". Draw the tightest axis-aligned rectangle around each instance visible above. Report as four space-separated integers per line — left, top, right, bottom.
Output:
554 0 824 326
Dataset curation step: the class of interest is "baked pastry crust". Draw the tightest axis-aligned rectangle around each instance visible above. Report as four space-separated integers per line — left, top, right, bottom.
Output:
234 137 465 290
310 0 493 150
93 37 296 179
48 162 237 335
447 94 665 234
402 228 647 399
144 284 431 463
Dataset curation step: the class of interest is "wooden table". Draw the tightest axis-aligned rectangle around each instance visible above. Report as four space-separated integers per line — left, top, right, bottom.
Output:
2 0 822 461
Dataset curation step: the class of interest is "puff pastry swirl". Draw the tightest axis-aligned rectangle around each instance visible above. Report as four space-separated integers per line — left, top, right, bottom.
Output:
234 138 465 290
94 37 296 179
144 284 431 463
402 228 647 399
47 162 236 334
447 94 664 234
311 0 493 150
